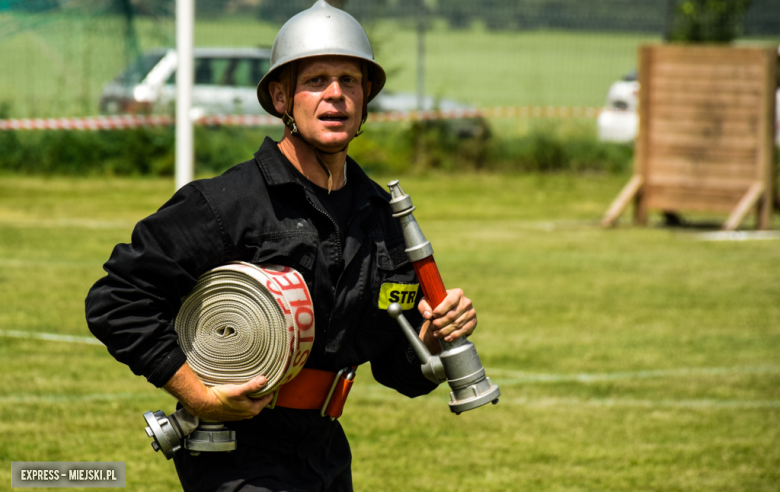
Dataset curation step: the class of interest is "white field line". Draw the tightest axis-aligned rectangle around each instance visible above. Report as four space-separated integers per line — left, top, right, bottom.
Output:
489 365 780 385
3 390 778 410
3 331 777 410
0 393 159 404
0 218 601 231
0 258 100 267
0 329 103 345
0 218 135 229
500 397 780 409
2 328 777 384
500 219 598 231
350 387 780 409
691 230 780 242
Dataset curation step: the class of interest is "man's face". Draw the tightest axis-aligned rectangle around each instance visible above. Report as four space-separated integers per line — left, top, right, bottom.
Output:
280 56 367 152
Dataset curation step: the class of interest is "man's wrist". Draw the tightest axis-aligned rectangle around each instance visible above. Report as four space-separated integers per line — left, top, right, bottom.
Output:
163 363 212 411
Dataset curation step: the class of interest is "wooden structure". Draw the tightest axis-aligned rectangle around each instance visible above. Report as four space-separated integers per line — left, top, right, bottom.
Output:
603 45 777 230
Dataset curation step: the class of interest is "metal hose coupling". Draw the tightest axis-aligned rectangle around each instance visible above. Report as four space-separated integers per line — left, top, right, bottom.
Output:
143 263 315 458
143 409 237 459
387 180 500 414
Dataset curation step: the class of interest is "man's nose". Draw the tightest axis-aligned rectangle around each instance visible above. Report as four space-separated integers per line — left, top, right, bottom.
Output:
323 79 344 100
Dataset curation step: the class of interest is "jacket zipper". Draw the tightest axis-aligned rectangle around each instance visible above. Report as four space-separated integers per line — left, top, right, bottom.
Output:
305 194 372 335
333 200 371 299
305 194 343 265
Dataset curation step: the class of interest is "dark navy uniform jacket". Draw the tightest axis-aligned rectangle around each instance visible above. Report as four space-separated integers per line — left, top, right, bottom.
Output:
85 137 437 492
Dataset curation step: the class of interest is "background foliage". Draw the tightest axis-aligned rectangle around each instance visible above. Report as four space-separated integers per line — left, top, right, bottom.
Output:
669 0 754 42
0 119 635 176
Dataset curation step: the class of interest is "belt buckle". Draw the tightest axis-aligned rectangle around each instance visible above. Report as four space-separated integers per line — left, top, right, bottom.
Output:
321 366 356 420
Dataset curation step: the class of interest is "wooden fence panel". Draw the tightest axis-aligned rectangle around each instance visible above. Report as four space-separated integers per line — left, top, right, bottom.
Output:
603 44 777 230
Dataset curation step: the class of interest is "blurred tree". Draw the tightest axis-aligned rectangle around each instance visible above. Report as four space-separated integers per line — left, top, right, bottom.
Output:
444 0 471 29
4 0 60 12
257 0 312 23
669 0 752 42
257 0 351 23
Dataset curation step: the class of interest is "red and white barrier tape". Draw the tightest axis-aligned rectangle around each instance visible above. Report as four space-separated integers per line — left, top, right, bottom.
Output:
368 106 601 122
175 262 314 398
0 114 174 131
0 106 601 131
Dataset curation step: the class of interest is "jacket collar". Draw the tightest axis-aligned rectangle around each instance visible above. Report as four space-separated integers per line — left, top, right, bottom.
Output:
253 136 390 209
254 137 398 271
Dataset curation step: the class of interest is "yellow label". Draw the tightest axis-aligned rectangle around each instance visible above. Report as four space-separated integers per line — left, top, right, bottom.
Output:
378 283 419 310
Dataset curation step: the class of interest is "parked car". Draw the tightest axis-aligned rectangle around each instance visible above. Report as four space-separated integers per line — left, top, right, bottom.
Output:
596 70 639 143
101 48 477 125
367 90 484 139
597 65 780 145
368 91 473 113
100 47 272 116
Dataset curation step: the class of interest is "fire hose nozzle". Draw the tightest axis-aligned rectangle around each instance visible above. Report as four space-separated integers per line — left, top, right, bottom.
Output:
143 408 236 459
387 180 433 262
387 179 501 414
387 302 501 415
388 303 501 414
387 179 415 217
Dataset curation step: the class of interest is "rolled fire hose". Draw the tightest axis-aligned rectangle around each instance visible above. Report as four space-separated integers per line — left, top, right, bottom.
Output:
143 262 315 459
175 262 315 395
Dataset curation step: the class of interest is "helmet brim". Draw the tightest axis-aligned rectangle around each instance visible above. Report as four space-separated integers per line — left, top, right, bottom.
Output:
256 54 386 118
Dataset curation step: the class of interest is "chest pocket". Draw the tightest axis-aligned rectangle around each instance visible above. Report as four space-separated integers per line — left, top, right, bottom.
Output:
373 236 419 312
245 231 318 272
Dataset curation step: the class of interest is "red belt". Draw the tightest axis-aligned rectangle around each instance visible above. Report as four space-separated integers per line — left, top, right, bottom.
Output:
268 367 357 420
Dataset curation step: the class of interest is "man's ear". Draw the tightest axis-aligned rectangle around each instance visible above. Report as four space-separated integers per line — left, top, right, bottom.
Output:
362 80 372 120
269 80 287 115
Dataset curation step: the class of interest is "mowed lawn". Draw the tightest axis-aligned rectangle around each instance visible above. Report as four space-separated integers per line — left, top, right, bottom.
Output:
0 173 779 491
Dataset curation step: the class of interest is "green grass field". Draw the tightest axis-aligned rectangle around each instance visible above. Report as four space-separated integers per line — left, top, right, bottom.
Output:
1 172 779 491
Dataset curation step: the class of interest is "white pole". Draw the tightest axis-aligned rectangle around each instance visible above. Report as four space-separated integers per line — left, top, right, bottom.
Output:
416 18 425 111
175 0 194 190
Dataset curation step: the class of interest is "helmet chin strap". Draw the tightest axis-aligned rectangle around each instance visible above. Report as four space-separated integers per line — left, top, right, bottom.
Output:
281 61 369 194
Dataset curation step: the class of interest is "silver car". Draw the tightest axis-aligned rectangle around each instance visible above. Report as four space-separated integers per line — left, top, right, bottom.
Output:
100 48 272 116
100 48 479 137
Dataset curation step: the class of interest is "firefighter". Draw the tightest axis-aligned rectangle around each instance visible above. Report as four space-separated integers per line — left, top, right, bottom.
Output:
85 2 477 490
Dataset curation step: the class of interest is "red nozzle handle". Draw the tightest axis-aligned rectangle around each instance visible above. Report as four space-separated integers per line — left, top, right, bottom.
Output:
412 256 447 309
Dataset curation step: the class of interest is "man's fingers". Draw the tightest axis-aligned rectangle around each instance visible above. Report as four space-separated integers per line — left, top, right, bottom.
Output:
435 308 472 335
434 310 476 339
235 375 267 397
431 289 462 318
432 293 472 330
417 297 432 319
441 317 477 342
250 392 274 407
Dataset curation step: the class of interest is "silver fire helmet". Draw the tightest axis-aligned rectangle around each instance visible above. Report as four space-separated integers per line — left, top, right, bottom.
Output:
256 0 387 117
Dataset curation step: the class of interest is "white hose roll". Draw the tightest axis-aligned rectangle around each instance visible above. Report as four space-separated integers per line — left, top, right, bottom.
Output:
174 262 315 398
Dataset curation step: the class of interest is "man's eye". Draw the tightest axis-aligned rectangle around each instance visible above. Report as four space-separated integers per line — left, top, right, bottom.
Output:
308 77 323 84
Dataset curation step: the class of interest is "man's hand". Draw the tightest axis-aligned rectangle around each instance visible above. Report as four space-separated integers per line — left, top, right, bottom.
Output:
418 288 477 351
163 363 274 421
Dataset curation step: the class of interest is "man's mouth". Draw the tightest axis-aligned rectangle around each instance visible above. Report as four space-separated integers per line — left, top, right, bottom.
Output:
318 113 348 122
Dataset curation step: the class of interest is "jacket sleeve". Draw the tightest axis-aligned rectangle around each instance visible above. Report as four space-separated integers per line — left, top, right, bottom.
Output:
369 290 439 398
85 183 227 388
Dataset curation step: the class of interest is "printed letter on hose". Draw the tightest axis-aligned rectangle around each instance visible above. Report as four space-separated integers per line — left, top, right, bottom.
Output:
174 262 315 398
